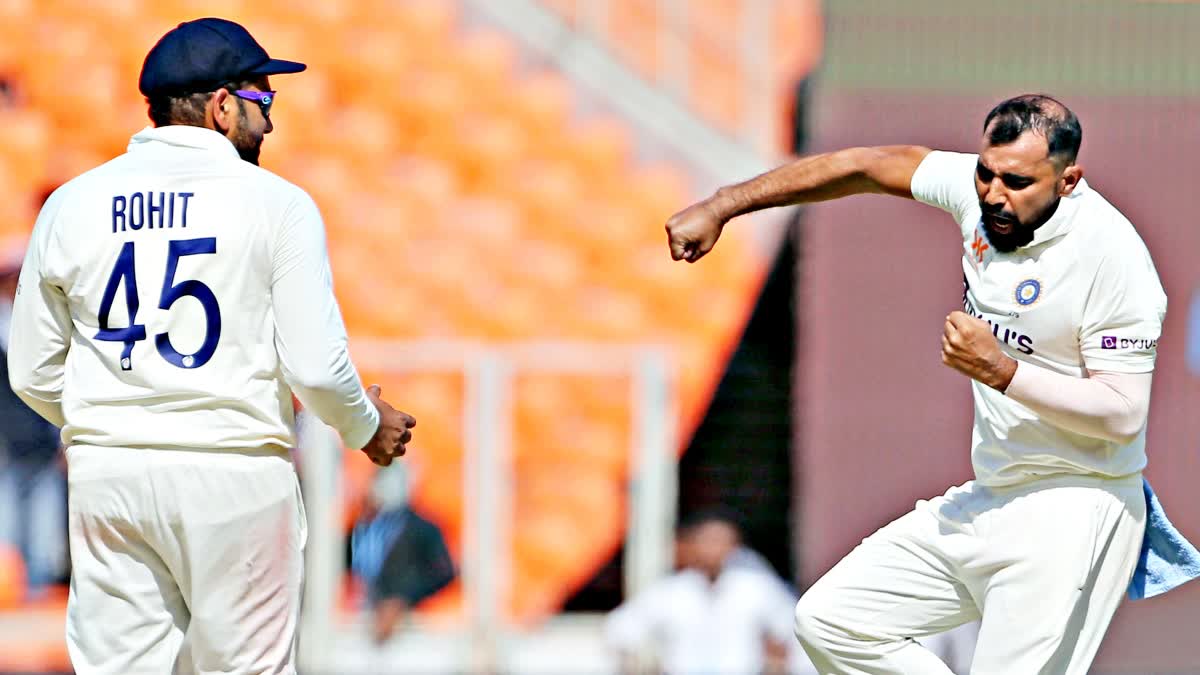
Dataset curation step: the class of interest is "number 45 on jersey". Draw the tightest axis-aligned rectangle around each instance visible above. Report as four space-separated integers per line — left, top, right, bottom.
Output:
96 237 222 371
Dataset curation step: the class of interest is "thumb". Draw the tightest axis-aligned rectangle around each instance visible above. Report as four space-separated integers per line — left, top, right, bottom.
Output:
367 384 381 397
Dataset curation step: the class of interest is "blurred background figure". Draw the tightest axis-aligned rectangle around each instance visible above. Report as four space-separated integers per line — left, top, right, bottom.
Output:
0 231 66 598
350 462 456 646
604 508 810 675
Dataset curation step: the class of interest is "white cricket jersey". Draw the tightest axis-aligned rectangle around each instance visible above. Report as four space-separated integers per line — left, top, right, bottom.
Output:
7 125 379 453
910 150 1167 487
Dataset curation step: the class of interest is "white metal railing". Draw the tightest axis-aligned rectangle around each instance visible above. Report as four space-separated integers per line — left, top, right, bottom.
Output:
297 340 677 674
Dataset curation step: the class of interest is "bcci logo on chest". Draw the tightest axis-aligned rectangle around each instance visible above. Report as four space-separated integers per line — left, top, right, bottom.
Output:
963 277 1036 355
1015 279 1042 306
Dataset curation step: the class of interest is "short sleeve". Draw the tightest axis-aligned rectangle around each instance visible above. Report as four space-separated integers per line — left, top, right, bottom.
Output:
1079 246 1167 373
909 150 980 226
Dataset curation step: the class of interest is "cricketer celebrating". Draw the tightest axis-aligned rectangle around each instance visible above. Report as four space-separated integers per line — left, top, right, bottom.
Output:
666 94 1172 674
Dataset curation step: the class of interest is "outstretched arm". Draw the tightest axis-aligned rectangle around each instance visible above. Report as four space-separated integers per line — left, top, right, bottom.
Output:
666 145 933 262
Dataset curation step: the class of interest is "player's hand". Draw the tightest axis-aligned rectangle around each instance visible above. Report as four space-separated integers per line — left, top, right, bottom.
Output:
361 384 416 466
941 311 1018 391
666 198 728 263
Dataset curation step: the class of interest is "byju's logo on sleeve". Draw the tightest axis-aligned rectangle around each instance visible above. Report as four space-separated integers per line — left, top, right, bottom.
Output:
1101 336 1158 350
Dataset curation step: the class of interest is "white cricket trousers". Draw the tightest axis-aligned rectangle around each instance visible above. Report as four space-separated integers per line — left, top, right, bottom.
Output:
65 445 307 675
794 473 1145 675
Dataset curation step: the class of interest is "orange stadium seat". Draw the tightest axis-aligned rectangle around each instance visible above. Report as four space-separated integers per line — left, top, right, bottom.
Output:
608 0 661 80
387 71 472 153
500 72 574 139
438 196 521 247
330 105 403 163
501 238 585 292
448 28 518 99
144 0 244 24
356 0 456 52
556 117 631 184
447 115 530 195
0 185 35 239
505 159 583 228
0 0 34 29
36 0 145 32
627 163 690 226
0 109 51 193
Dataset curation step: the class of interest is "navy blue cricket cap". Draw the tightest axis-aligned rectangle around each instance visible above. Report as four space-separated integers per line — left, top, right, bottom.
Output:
139 17 306 96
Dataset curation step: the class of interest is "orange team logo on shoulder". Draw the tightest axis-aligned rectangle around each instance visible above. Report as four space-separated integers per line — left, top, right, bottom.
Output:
970 232 990 263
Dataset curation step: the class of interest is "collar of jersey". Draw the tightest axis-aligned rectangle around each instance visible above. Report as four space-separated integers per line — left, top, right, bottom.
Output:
128 125 240 159
1024 177 1089 249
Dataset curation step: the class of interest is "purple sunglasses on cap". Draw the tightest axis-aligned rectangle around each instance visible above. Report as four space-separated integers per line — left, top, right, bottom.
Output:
233 89 276 117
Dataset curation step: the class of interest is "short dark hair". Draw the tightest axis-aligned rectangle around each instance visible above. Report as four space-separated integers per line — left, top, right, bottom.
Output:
983 94 1082 164
677 505 744 537
145 79 254 127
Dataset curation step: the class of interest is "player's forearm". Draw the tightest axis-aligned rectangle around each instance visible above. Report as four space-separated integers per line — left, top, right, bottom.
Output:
1003 364 1151 445
707 146 928 220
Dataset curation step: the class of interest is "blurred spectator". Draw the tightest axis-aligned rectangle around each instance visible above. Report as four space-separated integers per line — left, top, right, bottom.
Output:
350 462 455 645
0 234 67 595
604 508 812 675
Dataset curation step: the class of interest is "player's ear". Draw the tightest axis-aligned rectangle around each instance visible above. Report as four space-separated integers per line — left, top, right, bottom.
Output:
1059 162 1083 197
211 89 233 133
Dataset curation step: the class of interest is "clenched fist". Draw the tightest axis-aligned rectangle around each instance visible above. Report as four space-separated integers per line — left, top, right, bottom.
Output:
666 199 728 263
941 311 1018 391
361 384 416 466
